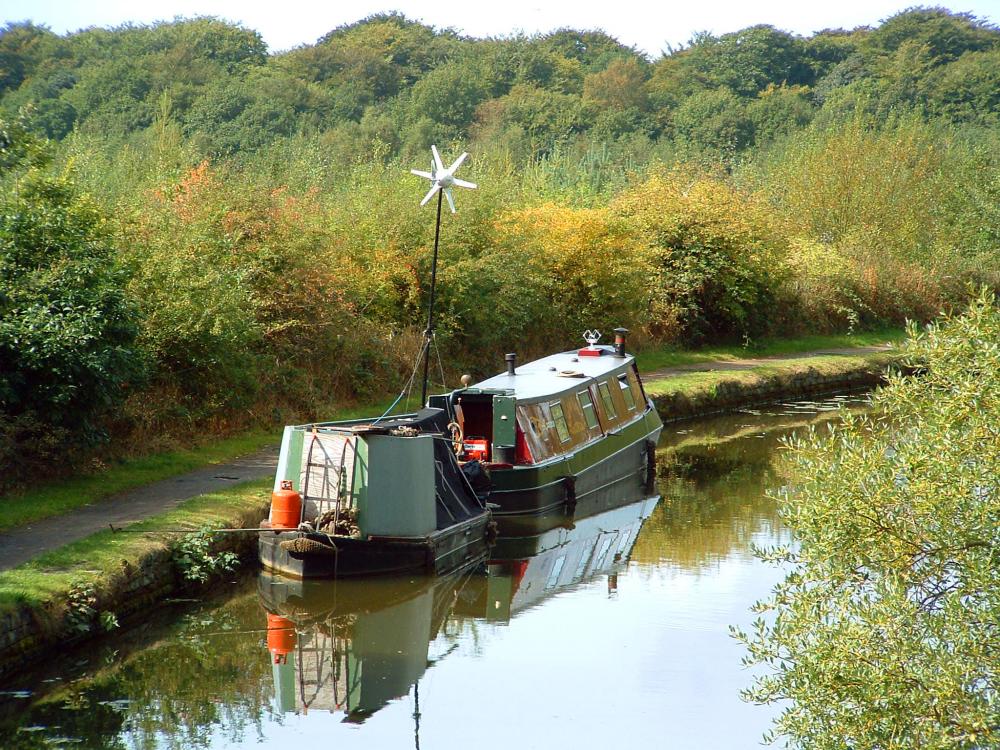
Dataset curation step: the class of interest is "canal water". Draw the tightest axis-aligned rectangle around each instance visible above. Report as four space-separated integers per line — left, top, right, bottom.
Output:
0 395 867 750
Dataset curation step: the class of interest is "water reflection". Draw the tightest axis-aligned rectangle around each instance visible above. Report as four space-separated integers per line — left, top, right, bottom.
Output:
258 567 478 723
256 495 659 725
461 496 659 621
0 395 868 750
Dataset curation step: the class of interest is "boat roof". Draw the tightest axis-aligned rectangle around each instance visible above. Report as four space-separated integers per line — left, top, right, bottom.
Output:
471 346 634 402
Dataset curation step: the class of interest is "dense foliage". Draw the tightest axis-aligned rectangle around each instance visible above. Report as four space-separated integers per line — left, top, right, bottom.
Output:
2 10 998 158
0 117 140 480
737 290 999 749
0 8 998 482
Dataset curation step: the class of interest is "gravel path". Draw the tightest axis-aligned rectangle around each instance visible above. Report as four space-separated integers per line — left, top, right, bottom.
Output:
0 446 278 572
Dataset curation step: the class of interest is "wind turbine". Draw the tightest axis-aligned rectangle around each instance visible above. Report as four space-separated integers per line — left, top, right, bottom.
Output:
410 146 477 406
410 145 477 214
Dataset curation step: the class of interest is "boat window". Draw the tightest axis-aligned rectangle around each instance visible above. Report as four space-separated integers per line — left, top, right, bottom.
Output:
618 374 636 411
545 555 566 589
627 366 646 408
518 404 557 461
560 394 590 445
594 536 614 569
549 401 571 443
598 382 616 420
577 390 599 430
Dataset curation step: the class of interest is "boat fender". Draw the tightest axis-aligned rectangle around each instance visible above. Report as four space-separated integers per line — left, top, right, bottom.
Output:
644 439 657 494
280 537 338 555
563 475 577 511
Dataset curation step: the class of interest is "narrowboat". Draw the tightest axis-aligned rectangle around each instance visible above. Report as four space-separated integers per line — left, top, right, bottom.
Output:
436 328 663 527
258 148 661 578
258 328 661 578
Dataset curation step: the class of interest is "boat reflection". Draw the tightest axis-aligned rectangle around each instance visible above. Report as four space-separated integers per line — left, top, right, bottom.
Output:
459 495 660 622
257 494 660 722
258 563 480 722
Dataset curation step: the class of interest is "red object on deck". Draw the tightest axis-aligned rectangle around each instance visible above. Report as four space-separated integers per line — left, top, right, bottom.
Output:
578 347 603 357
269 480 302 529
515 424 534 464
464 438 489 461
267 613 296 664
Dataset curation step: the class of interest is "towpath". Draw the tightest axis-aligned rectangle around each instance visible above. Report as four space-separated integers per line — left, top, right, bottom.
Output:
0 344 896 573
0 446 278 572
642 345 893 381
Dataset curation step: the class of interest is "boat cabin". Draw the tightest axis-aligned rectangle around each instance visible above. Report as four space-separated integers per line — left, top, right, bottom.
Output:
433 345 649 468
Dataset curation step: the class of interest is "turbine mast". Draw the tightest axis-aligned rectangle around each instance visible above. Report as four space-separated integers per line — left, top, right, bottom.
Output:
409 146 477 406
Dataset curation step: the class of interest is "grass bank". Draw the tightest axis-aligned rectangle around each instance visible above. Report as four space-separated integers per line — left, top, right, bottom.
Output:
0 479 270 613
0 478 270 680
0 395 404 534
0 430 276 534
647 350 905 422
634 328 905 372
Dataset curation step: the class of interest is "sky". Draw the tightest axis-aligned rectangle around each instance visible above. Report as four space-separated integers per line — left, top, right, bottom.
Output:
3 0 999 56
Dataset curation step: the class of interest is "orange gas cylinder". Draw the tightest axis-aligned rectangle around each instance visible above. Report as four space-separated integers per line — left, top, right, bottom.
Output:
269 480 301 529
267 613 296 664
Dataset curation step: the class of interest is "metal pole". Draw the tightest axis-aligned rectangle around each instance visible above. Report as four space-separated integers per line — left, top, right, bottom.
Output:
413 682 421 750
420 188 444 406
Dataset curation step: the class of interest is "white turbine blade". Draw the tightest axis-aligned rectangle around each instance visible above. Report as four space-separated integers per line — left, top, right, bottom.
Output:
420 183 441 206
452 178 477 190
411 169 433 179
431 145 444 173
444 187 456 213
448 152 468 173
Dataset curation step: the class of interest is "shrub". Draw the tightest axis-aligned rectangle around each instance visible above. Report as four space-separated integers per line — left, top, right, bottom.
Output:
440 202 651 362
0 118 141 483
737 290 1000 749
614 168 789 343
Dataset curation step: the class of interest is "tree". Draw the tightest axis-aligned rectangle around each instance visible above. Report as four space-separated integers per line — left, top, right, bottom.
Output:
0 118 140 481
737 290 1000 749
864 8 999 66
671 87 753 155
472 83 588 157
802 28 860 80
679 26 813 97
0 22 64 94
582 57 649 112
540 29 642 73
613 169 788 343
407 60 489 131
923 47 1000 126
746 84 814 145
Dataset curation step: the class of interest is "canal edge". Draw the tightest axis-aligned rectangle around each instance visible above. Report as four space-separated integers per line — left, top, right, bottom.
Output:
0 350 911 683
